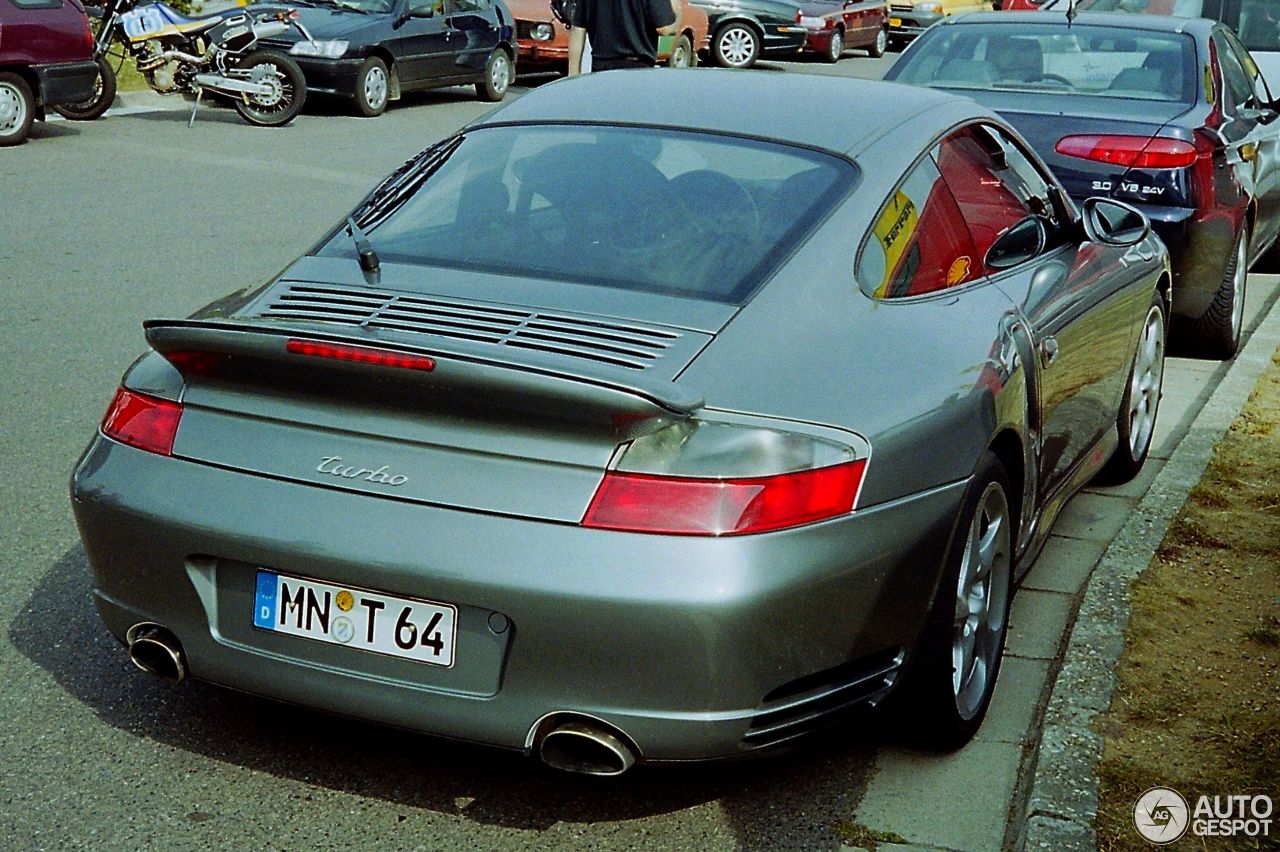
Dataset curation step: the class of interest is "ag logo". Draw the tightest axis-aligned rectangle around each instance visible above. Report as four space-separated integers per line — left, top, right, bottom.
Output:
1134 787 1190 844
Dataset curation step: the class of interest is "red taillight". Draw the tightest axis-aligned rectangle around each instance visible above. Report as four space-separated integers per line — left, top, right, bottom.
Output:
101 388 183 456
1054 135 1197 169
286 339 435 372
581 460 867 536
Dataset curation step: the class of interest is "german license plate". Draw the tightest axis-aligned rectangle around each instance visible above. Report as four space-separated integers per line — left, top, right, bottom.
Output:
890 16 901 25
253 570 457 667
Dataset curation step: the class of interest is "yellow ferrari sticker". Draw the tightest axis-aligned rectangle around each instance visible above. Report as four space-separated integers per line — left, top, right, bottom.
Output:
872 190 919 298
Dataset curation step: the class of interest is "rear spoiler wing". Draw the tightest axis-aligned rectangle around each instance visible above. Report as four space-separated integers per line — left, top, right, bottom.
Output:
143 318 704 421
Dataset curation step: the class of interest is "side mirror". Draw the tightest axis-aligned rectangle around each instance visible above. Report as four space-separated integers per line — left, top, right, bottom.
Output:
986 215 1047 270
1081 197 1149 247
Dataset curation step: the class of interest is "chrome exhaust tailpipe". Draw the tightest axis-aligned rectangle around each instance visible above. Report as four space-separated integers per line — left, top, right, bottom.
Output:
537 720 637 777
126 623 186 683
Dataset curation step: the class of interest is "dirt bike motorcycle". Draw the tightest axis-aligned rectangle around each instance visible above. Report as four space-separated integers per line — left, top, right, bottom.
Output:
55 0 311 127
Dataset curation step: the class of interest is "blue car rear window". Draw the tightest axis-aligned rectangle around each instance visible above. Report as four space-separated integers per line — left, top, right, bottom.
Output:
894 23 1197 103
319 124 858 305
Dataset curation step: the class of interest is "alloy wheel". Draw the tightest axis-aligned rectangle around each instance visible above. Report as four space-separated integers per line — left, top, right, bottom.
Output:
1127 303 1165 459
364 65 388 111
951 481 1012 720
718 27 757 66
1229 234 1247 344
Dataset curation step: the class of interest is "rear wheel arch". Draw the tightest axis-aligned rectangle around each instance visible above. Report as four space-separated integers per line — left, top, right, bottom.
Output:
986 429 1025 552
367 48 399 99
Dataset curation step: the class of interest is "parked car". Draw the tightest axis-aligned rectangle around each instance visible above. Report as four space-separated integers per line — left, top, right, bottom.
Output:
72 70 1172 772
506 0 708 70
687 0 807 67
799 0 889 61
0 0 101 144
887 11 1280 358
1037 0 1280 88
250 0 517 116
887 0 993 47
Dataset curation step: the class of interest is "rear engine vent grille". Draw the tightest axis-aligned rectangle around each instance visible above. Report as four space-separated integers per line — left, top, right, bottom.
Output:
743 648 905 747
261 284 682 370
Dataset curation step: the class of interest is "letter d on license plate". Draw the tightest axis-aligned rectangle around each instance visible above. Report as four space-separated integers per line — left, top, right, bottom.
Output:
253 570 457 667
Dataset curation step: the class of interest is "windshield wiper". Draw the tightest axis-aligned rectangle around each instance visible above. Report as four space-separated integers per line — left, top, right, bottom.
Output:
354 135 465 231
346 215 380 285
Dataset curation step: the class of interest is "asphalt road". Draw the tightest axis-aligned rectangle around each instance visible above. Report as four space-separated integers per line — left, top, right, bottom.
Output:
1 56 902 850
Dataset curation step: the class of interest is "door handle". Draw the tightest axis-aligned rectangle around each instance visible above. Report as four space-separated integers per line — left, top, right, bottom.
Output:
1040 336 1059 367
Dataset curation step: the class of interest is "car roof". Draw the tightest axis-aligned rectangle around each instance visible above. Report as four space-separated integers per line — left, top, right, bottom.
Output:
938 9 1216 35
470 69 967 155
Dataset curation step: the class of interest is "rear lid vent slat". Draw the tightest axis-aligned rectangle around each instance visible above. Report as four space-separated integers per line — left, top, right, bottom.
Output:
259 284 691 371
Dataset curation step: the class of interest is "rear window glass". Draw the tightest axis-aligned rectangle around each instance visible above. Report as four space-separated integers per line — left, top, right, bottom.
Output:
318 124 857 304
893 23 1197 102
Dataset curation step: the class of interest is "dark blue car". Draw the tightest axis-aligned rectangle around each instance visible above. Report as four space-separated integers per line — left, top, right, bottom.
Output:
887 11 1280 358
255 0 516 116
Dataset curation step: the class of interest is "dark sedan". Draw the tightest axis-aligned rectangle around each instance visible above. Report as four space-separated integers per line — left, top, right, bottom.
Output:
887 11 1280 358
688 0 808 67
73 71 1169 773
253 0 516 116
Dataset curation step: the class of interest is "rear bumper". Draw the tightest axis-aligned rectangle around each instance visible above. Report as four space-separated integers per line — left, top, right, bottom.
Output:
516 39 568 69
72 434 966 762
888 10 942 39
34 59 99 106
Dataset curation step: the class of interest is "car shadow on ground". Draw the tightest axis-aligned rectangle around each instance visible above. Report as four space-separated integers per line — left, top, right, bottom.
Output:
9 544 884 846
27 120 83 141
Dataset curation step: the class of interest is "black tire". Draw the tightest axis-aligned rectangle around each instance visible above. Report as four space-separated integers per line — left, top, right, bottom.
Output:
51 57 116 121
824 27 844 63
868 26 888 57
353 56 390 117
1099 292 1167 484
711 22 760 68
897 452 1015 750
475 47 512 102
667 32 696 68
0 72 35 146
231 50 306 127
1188 228 1247 360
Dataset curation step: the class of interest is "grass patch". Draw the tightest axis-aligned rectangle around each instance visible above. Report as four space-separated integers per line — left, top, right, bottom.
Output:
1094 352 1280 851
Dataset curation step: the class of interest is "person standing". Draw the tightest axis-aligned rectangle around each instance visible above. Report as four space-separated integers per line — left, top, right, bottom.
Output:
567 0 680 74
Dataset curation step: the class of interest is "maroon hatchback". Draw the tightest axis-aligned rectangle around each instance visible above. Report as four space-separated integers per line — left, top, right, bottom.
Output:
0 0 100 145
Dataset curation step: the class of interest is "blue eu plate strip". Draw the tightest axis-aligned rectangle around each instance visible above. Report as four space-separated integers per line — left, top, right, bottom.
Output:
253 570 278 629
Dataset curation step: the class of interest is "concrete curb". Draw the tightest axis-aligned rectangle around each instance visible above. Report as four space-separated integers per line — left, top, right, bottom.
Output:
1019 285 1280 850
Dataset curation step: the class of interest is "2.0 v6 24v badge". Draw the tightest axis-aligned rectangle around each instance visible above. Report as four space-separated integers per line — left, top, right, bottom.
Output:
316 456 409 486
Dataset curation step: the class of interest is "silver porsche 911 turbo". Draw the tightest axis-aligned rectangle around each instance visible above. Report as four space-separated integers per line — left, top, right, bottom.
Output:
72 70 1169 775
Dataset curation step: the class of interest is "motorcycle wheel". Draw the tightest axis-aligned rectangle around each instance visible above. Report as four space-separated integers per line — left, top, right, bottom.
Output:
231 50 306 127
51 57 117 121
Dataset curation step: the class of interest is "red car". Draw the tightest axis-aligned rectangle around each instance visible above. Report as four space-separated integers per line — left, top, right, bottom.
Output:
800 0 889 62
0 0 101 145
